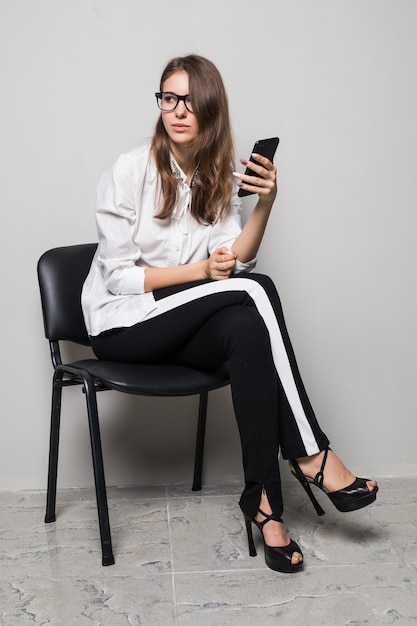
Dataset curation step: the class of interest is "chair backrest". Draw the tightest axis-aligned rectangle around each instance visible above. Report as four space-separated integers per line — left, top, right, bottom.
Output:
37 243 97 345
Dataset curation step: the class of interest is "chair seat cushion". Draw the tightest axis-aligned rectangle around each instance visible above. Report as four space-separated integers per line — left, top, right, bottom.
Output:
67 359 230 396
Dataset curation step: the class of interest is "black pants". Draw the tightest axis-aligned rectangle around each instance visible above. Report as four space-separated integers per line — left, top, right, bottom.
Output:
91 273 329 518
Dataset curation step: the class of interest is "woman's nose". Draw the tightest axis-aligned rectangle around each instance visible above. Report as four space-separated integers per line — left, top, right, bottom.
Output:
175 101 187 117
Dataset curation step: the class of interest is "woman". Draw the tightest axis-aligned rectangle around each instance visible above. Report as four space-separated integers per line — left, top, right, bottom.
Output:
82 54 378 574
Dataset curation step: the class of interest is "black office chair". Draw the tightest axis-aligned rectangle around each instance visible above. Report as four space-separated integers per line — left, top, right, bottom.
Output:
37 244 230 566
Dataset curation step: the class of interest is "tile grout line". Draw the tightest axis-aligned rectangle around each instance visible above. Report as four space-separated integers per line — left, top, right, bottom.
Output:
166 486 179 626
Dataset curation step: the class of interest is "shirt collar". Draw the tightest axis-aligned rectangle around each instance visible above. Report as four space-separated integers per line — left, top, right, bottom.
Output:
170 156 199 188
170 156 185 183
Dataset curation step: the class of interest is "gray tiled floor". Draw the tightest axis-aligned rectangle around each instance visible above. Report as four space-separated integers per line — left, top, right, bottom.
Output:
1 478 417 625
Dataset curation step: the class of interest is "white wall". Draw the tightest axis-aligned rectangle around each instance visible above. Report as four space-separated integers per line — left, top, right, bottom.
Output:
1 0 416 490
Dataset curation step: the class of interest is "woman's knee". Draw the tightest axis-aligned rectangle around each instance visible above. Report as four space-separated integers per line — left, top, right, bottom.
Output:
251 273 280 299
220 305 270 346
233 272 281 304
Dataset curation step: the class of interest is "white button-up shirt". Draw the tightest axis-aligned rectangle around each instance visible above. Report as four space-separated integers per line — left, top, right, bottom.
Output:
82 143 256 336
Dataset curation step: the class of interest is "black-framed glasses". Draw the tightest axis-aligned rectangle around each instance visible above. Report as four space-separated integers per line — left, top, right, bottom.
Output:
155 92 194 112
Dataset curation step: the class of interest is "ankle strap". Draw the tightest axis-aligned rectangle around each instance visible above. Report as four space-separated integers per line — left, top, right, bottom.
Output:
257 508 283 527
314 447 329 487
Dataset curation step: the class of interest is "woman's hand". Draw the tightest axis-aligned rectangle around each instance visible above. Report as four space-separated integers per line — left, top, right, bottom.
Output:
234 153 277 204
230 153 277 264
206 247 237 280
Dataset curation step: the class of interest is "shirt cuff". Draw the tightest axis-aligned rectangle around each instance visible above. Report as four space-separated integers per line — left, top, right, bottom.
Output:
234 258 257 273
107 265 146 295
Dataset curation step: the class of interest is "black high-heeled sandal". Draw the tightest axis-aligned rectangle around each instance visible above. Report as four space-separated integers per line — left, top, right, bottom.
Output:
290 448 379 516
242 507 303 573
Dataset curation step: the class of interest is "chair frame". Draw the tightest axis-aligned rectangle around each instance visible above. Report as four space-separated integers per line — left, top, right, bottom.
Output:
38 244 230 565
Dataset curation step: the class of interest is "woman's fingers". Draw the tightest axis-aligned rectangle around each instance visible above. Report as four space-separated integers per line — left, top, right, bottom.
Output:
247 153 275 172
233 153 277 197
208 248 236 280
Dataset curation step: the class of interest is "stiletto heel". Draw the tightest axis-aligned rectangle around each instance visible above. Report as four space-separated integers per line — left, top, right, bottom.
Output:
291 448 378 515
291 458 326 516
244 515 257 557
294 472 326 516
241 508 303 574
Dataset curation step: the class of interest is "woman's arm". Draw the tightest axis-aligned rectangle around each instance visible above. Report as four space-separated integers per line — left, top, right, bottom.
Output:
163 153 278 290
231 153 277 263
98 149 274 295
144 248 237 292
144 262 207 292
98 153 238 294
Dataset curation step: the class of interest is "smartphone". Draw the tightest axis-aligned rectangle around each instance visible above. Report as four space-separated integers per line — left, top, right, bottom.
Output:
237 137 280 197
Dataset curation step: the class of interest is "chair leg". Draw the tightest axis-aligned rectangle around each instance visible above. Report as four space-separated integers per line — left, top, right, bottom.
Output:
192 391 208 491
45 375 62 523
83 372 115 566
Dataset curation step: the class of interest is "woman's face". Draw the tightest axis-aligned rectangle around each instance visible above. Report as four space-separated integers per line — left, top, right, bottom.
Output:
161 71 199 153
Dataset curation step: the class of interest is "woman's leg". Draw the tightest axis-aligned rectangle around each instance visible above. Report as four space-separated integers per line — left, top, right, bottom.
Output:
228 273 330 460
143 273 330 459
92 289 303 563
92 274 375 519
92 275 330 462
91 275 330 496
171 303 283 518
170 304 303 564
92 283 285 517
230 274 377 499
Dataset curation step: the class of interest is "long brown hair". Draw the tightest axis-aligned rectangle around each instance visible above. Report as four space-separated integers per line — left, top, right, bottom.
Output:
151 55 234 224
